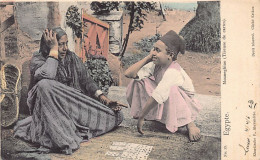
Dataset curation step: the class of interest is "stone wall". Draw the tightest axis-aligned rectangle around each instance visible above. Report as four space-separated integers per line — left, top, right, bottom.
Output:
15 2 48 41
15 2 123 56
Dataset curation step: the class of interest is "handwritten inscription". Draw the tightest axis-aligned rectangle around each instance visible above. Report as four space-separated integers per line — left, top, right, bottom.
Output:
239 100 257 157
248 100 257 109
239 138 250 155
244 116 250 132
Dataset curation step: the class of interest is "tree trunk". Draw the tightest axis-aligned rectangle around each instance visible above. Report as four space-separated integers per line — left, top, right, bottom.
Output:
119 2 135 59
159 2 166 21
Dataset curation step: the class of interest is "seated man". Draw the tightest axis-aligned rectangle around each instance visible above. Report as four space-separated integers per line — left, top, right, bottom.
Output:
14 27 126 154
125 30 202 142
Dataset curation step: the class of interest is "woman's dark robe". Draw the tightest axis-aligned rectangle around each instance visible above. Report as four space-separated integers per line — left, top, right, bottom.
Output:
14 51 123 154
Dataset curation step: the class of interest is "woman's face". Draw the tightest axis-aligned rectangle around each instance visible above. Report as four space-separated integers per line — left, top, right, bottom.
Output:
58 35 68 59
151 40 171 65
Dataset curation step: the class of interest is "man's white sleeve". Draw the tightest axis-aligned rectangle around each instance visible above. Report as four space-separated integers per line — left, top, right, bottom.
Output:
152 69 184 104
135 62 155 80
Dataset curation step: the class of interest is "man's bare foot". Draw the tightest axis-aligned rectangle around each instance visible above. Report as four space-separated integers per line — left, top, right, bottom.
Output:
137 117 145 135
186 122 201 142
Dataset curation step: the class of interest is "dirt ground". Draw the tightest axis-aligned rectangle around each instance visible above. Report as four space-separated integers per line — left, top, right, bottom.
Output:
1 87 221 160
51 127 220 160
2 124 220 160
1 86 221 160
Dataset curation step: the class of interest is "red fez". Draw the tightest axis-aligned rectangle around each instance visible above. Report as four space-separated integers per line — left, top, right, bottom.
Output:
160 30 185 54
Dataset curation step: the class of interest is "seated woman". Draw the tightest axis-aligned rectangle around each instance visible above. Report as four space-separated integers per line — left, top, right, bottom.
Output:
125 30 202 142
14 27 126 154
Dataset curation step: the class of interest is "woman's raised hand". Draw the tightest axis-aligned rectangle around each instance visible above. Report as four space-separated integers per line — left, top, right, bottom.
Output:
43 29 58 50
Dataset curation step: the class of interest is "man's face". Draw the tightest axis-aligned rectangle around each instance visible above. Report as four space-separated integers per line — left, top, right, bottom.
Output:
58 35 68 59
151 40 170 65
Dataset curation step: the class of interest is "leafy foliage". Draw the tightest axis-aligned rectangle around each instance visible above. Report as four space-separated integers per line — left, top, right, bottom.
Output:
85 56 113 95
122 34 161 68
66 5 82 38
123 2 156 32
120 2 157 58
89 2 158 58
133 33 161 53
66 4 115 94
91 1 120 14
121 53 149 69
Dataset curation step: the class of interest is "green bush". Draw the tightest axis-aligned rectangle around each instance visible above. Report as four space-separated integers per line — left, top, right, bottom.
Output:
180 18 220 53
90 2 120 15
122 34 161 68
180 1 220 53
66 5 82 38
85 56 113 95
121 53 149 69
133 33 161 53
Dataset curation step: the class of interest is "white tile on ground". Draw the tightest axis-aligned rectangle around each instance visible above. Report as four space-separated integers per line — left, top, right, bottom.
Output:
106 142 153 160
136 151 152 160
120 151 138 159
105 151 121 157
115 157 132 160
112 142 127 146
110 145 126 151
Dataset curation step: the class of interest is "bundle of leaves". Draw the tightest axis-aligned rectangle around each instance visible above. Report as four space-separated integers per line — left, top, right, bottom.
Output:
122 34 161 68
90 2 120 15
180 1 220 53
84 56 113 95
121 53 148 69
66 5 82 38
133 33 161 53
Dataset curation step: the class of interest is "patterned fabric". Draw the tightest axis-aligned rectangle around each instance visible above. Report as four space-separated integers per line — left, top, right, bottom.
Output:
126 61 201 133
14 51 123 154
29 51 99 98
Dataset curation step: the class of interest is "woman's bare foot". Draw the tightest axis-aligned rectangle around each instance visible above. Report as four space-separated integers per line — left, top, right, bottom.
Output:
186 122 201 142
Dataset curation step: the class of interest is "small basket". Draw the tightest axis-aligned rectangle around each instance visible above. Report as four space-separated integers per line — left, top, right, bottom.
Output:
0 64 21 127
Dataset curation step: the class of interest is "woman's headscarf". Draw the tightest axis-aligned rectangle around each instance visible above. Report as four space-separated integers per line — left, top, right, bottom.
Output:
39 27 67 58
32 27 99 97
